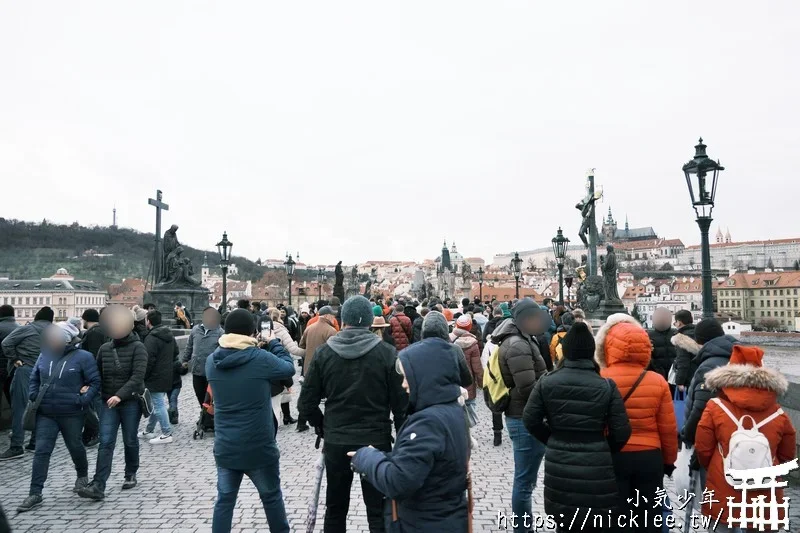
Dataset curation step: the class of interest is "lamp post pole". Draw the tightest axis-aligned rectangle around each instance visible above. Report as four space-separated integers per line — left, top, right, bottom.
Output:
477 266 484 302
551 228 570 307
512 252 522 299
216 232 232 313
698 217 713 319
557 263 565 306
317 267 324 302
284 253 297 306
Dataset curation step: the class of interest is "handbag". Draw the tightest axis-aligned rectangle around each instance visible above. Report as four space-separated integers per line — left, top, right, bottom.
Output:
111 348 153 417
673 388 686 430
22 354 75 431
667 363 677 385
465 402 479 429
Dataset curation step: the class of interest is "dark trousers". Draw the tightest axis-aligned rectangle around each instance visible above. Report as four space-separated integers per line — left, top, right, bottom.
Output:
31 414 87 495
10 365 34 448
324 442 391 533
93 400 141 491
613 449 664 533
192 375 208 407
492 412 503 431
213 465 289 533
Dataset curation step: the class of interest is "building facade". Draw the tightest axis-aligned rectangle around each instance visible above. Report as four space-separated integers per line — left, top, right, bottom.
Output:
715 272 800 330
679 237 800 270
0 269 107 324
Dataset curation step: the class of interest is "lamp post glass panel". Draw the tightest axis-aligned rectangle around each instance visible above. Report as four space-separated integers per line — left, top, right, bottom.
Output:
317 268 324 301
284 253 297 306
552 228 569 306
511 252 523 299
682 138 724 319
477 266 484 302
216 232 232 312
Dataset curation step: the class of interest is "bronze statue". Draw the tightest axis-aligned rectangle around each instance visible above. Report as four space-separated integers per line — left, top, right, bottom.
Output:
576 254 588 282
575 183 599 248
333 261 345 302
162 245 200 287
600 244 621 303
461 261 472 284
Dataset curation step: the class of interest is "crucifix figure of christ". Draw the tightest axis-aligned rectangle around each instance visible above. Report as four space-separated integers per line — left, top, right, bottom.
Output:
148 190 170 285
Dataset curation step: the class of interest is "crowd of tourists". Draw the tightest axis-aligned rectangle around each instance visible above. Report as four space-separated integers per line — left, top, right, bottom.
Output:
0 293 797 532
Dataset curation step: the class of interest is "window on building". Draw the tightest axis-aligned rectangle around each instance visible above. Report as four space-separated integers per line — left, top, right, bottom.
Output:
749 311 755 317
795 299 799 307
767 301 771 307
780 300 784 307
780 290 784 296
750 300 755 307
774 290 778 296
774 300 778 307
760 290 764 296
45 297 50 305
795 289 798 295
761 311 764 317
767 311 771 317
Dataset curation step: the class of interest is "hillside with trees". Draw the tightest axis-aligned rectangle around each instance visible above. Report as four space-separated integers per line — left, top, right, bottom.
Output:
0 218 296 288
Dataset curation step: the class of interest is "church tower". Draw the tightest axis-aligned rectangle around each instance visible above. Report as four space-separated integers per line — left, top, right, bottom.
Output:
441 240 452 271
601 207 617 242
725 228 732 244
716 227 724 244
201 253 210 284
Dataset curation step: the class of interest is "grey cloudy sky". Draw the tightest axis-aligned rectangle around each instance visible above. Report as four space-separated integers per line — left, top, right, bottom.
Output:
1 1 798 266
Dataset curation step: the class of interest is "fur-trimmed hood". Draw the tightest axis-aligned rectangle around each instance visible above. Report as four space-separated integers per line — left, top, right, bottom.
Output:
671 332 700 355
594 313 652 369
705 364 788 396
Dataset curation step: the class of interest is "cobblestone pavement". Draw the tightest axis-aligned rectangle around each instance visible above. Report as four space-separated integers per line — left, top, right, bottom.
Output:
1 373 798 532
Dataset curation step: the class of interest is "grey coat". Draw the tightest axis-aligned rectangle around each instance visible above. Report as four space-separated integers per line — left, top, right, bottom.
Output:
1 320 49 369
0 316 19 373
182 324 224 376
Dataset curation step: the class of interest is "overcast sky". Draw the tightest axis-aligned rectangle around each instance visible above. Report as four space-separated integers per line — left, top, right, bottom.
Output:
2 2 798 266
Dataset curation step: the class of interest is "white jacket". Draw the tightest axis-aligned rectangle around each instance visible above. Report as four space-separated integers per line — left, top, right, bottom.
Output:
274 322 305 358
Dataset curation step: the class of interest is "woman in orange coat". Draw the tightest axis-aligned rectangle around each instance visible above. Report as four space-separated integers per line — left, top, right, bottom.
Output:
595 313 678 533
695 345 796 532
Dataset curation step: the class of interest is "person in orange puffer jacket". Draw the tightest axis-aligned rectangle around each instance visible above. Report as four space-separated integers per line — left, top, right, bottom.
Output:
695 345 796 531
595 313 678 533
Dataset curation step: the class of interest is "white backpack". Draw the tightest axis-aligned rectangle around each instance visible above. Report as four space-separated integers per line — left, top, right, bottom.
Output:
711 397 783 486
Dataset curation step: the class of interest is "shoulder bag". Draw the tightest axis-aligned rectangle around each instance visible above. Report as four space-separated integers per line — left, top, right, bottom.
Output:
622 369 649 403
23 354 74 431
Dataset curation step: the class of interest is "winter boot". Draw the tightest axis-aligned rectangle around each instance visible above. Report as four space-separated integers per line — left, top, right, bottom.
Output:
281 402 296 425
168 408 179 425
493 431 502 447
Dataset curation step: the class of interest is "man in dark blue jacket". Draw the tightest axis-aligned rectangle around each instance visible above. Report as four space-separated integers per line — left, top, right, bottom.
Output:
16 322 100 512
0 306 53 460
206 308 295 533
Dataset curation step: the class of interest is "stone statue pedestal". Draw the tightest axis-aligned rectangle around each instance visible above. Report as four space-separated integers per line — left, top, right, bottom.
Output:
145 285 210 328
587 300 628 329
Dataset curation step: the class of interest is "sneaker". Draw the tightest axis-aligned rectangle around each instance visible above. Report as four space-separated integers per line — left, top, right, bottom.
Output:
137 431 156 440
17 494 43 513
84 437 99 448
149 434 173 445
25 441 35 452
77 482 105 501
0 447 24 461
73 477 89 493
121 475 137 490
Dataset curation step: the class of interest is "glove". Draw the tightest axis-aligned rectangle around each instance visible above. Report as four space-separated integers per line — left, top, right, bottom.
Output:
314 424 324 440
663 464 676 478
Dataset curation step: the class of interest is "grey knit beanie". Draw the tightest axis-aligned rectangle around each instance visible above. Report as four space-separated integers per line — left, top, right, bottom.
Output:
341 296 374 328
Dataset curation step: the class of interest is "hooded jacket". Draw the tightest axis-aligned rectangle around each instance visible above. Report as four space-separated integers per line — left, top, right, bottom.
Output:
351 338 469 532
695 349 796 527
596 314 678 464
205 335 295 471
2 320 50 368
80 324 108 358
298 327 408 446
450 328 483 400
646 326 677 381
183 324 224 376
682 335 737 445
299 318 337 375
143 325 179 393
481 316 505 343
29 342 100 417
389 312 413 351
0 316 19 374
671 325 698 388
96 333 148 402
412 315 424 344
523 358 631 522
492 318 547 418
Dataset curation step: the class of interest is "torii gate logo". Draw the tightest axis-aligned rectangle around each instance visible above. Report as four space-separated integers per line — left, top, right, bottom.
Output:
726 458 798 531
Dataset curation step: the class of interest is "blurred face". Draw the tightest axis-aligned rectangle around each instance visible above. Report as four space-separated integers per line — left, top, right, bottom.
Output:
202 309 220 329
519 313 545 336
105 306 134 340
43 325 67 353
653 309 673 331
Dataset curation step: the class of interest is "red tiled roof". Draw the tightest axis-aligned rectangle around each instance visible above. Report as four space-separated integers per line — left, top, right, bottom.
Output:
716 272 800 290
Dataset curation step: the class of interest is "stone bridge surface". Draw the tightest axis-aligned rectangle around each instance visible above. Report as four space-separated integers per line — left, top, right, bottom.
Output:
0 373 798 532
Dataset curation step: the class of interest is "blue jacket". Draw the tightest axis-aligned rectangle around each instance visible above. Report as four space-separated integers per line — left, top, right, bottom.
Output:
206 338 295 471
29 343 101 417
352 338 469 532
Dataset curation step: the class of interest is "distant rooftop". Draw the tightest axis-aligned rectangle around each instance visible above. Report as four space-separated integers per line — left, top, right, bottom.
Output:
0 279 104 292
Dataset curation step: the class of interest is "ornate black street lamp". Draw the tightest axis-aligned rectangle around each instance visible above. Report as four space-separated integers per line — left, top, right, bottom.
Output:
552 227 570 306
317 267 325 301
284 252 297 306
683 138 724 319
216 232 232 312
511 252 523 299
477 266 484 302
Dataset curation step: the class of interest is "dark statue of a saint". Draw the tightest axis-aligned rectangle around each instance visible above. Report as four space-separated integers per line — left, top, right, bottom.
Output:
159 226 200 287
600 244 621 304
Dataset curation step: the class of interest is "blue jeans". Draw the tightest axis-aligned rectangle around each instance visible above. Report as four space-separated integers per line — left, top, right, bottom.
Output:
93 400 141 491
213 465 289 533
507 416 545 533
145 392 172 435
31 414 87 495
10 366 33 448
168 388 180 412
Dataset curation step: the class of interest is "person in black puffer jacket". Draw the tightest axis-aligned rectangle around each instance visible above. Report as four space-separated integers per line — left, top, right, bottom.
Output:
646 308 676 382
670 310 698 390
482 306 506 343
140 310 179 443
78 305 147 501
524 322 631 532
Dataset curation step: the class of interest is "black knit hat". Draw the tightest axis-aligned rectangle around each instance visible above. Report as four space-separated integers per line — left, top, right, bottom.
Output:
34 306 55 323
224 308 255 336
695 318 724 345
562 321 596 360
